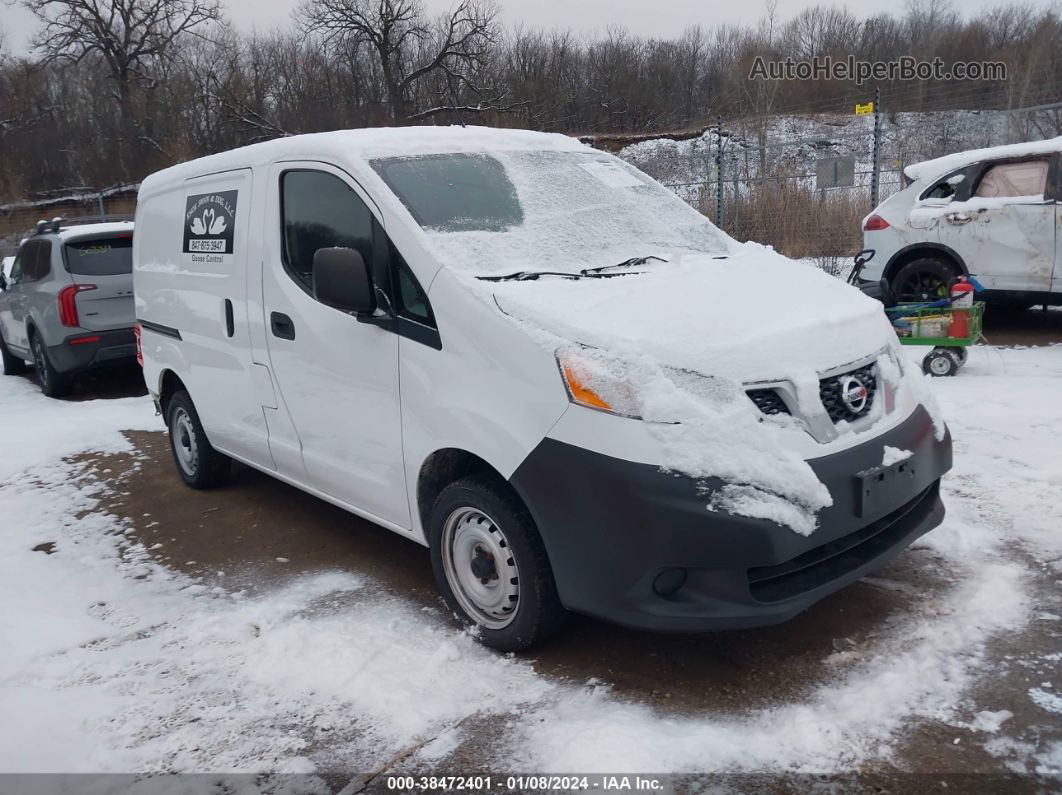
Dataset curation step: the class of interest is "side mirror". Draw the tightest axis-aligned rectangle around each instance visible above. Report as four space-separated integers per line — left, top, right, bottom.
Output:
312 247 375 315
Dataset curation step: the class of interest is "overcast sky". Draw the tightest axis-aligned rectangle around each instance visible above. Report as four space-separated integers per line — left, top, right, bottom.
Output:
1 0 1050 55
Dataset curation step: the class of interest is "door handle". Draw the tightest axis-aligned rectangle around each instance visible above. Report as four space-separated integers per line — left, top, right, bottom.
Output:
224 299 234 338
270 311 295 340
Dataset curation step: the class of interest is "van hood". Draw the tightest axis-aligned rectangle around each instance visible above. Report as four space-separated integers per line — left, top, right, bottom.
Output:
488 245 894 384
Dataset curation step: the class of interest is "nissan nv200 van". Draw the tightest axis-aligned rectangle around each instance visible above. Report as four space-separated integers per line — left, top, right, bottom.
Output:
134 127 952 651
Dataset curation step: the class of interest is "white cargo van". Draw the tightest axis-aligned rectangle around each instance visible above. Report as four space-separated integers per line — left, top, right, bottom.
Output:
134 127 952 650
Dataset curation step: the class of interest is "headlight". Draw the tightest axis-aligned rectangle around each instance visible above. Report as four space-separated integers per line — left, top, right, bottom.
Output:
556 348 738 422
556 348 641 418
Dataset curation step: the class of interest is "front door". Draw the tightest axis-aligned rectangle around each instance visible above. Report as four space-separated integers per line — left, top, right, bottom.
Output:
261 162 409 528
937 157 1055 293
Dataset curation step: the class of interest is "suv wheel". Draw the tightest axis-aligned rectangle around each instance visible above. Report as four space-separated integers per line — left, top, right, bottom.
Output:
30 331 74 397
891 257 957 303
429 475 566 651
166 390 232 489
0 330 27 376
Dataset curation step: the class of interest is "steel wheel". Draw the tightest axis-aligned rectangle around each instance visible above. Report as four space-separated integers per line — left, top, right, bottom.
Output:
441 506 520 630
171 406 199 477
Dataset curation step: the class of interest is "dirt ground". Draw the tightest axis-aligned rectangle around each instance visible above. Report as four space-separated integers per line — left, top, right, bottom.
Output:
33 305 1062 785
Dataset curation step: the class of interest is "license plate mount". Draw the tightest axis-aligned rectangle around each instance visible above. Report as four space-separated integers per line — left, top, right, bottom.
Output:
856 458 917 518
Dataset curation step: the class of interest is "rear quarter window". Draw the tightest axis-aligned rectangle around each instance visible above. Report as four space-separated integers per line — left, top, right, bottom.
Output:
64 237 133 276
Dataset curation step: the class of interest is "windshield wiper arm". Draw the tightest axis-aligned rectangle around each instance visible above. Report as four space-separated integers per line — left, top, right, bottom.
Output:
480 256 670 283
580 255 668 276
479 270 586 282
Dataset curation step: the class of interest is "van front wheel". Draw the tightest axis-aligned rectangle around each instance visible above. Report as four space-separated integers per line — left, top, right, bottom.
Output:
166 390 231 489
429 476 566 651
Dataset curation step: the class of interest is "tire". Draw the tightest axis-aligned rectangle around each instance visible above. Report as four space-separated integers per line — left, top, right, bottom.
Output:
30 329 74 397
945 346 968 366
923 348 958 377
891 257 957 303
166 390 231 489
429 475 566 651
0 329 27 375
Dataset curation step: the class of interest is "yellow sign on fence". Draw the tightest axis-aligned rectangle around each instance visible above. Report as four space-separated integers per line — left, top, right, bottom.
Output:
855 101 875 115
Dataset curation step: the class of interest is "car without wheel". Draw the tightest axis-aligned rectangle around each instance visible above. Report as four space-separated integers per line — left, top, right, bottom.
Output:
0 218 137 397
858 136 1061 306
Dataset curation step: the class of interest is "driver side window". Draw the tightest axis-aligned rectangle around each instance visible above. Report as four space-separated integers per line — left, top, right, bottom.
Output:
280 170 374 294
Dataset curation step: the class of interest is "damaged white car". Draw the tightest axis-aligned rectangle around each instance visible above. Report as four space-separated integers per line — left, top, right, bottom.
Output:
134 127 952 650
859 136 1062 306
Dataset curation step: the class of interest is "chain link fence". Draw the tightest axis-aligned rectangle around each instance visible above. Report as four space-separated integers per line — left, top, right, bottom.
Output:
615 105 1062 276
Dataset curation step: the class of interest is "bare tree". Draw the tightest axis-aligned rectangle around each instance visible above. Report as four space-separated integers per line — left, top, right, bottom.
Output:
300 0 502 123
23 0 223 157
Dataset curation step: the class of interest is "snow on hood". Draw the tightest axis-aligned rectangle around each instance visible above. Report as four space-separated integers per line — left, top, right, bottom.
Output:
490 245 892 383
903 136 1062 183
477 244 905 536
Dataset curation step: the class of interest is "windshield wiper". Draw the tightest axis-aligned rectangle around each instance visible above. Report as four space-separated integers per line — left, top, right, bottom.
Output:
479 255 669 283
579 255 668 275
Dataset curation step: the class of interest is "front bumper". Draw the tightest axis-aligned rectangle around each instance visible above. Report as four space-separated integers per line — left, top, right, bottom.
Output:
47 328 137 374
510 406 952 632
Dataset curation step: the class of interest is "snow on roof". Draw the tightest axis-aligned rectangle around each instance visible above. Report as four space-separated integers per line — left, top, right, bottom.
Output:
141 126 590 191
56 221 134 242
904 136 1062 183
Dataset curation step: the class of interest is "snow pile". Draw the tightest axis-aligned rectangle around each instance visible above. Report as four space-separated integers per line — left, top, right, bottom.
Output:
1028 688 1062 715
882 446 913 466
490 248 892 383
969 710 1013 733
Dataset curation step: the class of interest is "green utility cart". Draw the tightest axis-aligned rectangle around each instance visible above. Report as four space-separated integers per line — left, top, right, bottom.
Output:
885 301 985 377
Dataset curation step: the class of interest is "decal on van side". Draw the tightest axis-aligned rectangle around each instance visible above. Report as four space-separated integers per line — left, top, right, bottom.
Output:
183 191 237 263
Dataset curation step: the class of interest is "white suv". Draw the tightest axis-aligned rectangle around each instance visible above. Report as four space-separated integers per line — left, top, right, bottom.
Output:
858 137 1061 305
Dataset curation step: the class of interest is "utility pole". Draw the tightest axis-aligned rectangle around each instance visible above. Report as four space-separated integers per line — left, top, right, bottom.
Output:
870 86 882 210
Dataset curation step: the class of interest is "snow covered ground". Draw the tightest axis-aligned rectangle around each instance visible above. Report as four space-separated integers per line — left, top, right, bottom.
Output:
1 344 1060 784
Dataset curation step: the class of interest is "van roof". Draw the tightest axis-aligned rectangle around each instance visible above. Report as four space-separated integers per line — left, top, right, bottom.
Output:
140 126 589 190
904 135 1062 183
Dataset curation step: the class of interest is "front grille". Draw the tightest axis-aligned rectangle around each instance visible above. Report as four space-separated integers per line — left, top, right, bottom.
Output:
747 388 790 416
747 483 937 603
819 363 877 423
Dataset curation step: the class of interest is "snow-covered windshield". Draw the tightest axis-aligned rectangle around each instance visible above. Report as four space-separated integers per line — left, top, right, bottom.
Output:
370 150 729 275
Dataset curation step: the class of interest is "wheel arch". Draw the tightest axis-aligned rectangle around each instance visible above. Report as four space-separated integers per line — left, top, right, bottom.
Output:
416 448 511 535
157 368 188 417
883 243 968 283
